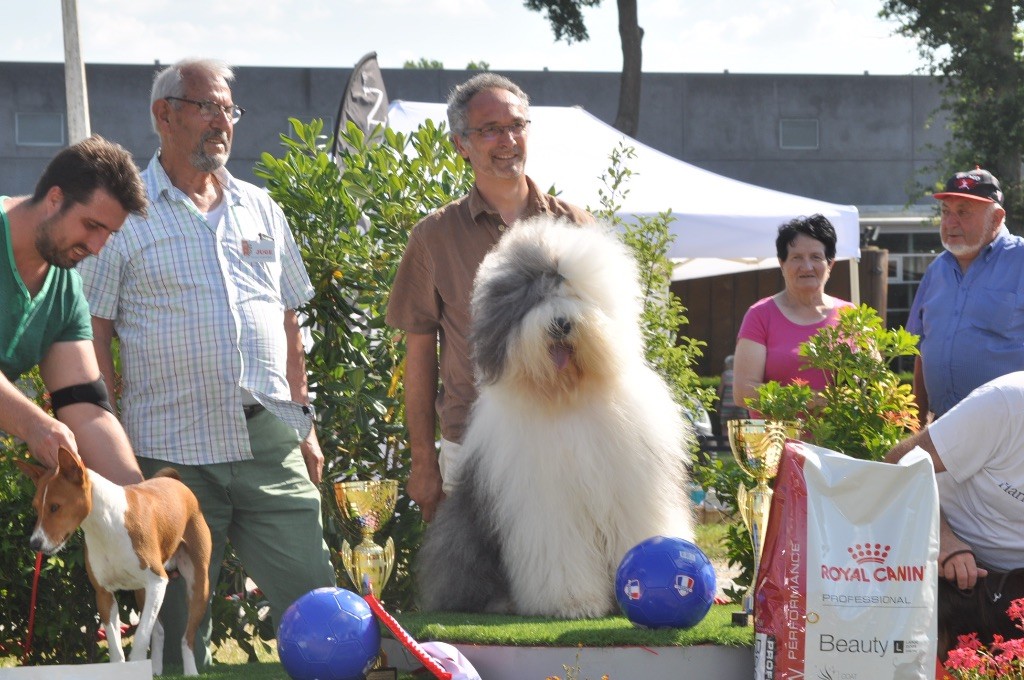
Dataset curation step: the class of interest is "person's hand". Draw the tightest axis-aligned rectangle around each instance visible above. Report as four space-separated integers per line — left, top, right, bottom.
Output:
407 458 445 523
300 429 324 484
940 543 987 591
25 413 79 469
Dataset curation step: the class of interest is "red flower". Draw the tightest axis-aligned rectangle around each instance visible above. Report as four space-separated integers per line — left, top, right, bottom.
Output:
943 602 1024 678
1007 598 1024 630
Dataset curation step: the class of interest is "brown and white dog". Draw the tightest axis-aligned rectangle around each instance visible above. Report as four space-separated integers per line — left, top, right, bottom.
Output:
16 447 211 676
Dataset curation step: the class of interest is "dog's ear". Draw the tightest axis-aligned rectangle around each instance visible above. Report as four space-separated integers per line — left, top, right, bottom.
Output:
56 447 86 485
13 459 46 484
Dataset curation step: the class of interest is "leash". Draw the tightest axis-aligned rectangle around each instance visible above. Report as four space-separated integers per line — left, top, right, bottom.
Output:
984 567 1024 604
21 551 43 664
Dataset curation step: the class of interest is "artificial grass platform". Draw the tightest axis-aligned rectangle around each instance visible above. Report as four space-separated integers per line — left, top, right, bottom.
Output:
393 604 754 648
164 663 288 680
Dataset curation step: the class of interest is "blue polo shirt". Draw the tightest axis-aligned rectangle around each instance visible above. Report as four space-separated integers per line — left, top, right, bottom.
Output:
907 228 1024 418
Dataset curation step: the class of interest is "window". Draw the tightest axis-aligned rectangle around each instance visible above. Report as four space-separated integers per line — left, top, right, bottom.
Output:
862 224 942 369
887 257 903 284
779 118 819 150
876 231 941 363
16 113 65 146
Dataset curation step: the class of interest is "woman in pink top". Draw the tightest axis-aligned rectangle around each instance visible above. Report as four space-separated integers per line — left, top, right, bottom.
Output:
732 214 854 411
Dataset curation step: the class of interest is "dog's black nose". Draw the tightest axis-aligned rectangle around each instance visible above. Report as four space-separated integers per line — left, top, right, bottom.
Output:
28 536 43 552
551 317 572 338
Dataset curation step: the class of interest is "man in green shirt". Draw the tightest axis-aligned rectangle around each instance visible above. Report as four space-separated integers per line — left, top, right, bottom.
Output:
1 135 147 484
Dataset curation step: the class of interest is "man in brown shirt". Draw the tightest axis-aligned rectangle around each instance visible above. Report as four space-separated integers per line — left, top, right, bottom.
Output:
386 73 592 521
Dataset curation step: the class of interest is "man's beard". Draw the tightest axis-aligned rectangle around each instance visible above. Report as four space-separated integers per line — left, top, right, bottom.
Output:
941 238 978 258
941 217 994 259
191 130 231 172
35 214 79 269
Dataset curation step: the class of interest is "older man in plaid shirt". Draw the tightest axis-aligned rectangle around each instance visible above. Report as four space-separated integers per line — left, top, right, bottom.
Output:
79 58 334 672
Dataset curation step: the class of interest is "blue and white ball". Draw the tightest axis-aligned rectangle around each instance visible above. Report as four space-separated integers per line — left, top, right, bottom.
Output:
615 536 716 629
277 587 381 680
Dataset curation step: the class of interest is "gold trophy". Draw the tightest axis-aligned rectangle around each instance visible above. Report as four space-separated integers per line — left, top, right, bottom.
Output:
727 419 801 615
333 479 398 596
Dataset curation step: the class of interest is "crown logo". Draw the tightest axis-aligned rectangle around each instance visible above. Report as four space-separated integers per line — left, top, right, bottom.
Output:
848 543 890 565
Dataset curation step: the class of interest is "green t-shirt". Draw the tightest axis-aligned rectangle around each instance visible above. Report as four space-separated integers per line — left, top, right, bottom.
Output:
1 197 92 380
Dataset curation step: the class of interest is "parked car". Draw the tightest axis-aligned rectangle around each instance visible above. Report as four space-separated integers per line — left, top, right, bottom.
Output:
681 395 715 460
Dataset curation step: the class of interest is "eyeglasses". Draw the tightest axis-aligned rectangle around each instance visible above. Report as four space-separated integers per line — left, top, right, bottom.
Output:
463 121 530 140
165 96 245 124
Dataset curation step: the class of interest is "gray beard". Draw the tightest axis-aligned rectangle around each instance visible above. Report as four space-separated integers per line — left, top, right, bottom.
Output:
191 132 230 172
191 149 227 172
941 238 978 259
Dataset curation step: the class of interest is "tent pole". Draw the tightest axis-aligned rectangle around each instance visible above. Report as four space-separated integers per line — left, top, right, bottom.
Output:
848 257 860 305
62 0 91 143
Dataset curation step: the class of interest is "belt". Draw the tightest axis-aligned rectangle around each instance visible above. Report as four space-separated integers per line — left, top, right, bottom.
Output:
243 404 265 420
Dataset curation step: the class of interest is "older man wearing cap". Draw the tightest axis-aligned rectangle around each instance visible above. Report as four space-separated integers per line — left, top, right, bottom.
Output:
906 167 1024 421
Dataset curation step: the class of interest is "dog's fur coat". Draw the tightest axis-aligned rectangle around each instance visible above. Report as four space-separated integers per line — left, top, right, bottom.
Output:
415 217 695 619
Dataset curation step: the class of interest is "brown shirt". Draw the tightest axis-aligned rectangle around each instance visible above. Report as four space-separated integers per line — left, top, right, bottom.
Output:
386 176 593 443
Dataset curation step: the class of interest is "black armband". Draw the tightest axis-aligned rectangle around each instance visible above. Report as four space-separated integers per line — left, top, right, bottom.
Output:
50 378 114 415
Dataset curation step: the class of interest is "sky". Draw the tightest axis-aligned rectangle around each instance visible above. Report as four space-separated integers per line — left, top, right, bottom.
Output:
1 0 930 76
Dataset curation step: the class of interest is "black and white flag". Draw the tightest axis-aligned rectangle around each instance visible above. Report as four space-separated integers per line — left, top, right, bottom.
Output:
331 52 389 158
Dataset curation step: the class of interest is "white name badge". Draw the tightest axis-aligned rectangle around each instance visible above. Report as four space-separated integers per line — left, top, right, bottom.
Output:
241 239 276 262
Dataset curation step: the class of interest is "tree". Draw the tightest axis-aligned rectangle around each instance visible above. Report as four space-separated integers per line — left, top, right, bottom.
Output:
403 57 444 69
880 1 1024 228
403 58 491 71
524 0 643 136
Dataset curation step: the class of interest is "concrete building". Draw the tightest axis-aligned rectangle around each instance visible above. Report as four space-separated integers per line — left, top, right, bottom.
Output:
0 62 949 335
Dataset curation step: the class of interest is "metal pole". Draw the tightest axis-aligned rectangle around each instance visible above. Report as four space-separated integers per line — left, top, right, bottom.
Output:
61 0 91 143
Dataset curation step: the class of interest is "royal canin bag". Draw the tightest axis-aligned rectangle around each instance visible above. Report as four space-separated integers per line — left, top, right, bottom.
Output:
754 441 938 680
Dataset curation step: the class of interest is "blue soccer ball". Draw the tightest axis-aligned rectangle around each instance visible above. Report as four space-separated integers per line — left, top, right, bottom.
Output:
277 587 381 680
615 535 716 629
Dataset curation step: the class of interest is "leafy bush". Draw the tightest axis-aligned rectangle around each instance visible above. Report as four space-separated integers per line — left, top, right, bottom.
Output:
696 304 921 602
255 118 474 610
752 304 920 460
594 143 712 413
692 454 754 603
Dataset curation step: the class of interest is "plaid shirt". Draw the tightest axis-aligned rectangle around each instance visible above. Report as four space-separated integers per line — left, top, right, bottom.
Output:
79 153 314 465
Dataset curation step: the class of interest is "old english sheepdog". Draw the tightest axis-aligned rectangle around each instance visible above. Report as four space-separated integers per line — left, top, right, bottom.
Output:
415 217 696 619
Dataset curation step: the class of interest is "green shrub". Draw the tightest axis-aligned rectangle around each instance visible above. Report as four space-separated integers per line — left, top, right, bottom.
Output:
696 305 921 603
255 118 475 611
595 144 711 415
753 304 920 461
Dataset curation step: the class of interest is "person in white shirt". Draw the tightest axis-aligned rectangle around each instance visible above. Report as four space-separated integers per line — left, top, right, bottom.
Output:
885 371 1024 655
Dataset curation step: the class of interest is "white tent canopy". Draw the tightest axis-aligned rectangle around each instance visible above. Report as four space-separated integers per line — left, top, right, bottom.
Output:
386 100 861 283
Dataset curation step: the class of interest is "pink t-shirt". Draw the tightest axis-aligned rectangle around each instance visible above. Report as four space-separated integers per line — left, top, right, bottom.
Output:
737 296 853 390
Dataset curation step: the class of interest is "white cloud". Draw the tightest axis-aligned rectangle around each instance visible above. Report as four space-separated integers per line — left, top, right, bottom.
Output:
1 0 927 75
